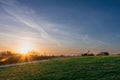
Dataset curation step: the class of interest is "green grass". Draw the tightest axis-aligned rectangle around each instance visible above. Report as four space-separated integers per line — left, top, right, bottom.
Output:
0 56 120 80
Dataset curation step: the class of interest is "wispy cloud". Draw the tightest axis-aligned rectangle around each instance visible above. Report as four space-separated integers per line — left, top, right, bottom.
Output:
0 0 111 52
0 0 61 47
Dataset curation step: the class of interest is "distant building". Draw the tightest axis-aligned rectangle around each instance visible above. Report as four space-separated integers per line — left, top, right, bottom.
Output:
96 52 109 56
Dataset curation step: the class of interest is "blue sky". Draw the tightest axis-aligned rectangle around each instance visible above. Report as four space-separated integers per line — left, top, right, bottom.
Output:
0 0 120 54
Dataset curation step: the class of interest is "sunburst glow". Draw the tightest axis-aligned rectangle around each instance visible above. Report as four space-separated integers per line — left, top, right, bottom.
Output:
19 45 32 54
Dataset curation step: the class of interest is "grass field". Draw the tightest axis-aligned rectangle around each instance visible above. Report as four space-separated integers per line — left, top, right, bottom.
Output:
0 56 120 80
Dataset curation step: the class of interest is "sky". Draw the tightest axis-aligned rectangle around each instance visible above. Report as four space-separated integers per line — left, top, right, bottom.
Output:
0 0 120 54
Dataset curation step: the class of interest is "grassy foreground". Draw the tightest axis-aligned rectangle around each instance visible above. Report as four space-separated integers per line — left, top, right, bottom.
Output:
0 56 120 80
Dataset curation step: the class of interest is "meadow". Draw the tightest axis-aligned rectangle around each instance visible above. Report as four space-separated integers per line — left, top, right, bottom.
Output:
0 56 120 80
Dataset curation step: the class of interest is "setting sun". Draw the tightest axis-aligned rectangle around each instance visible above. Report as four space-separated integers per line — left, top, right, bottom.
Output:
19 45 32 54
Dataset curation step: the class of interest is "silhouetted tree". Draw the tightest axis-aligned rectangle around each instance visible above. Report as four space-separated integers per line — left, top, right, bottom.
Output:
81 50 94 56
0 51 14 56
89 53 95 56
81 53 94 56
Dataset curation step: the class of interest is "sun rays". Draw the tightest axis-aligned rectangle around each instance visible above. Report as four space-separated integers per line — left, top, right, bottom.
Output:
19 46 31 54
18 43 33 55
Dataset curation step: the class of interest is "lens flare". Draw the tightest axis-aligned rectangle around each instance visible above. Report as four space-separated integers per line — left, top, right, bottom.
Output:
19 45 32 54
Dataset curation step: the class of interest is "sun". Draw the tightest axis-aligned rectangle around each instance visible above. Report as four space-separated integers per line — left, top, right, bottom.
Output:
19 45 32 54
